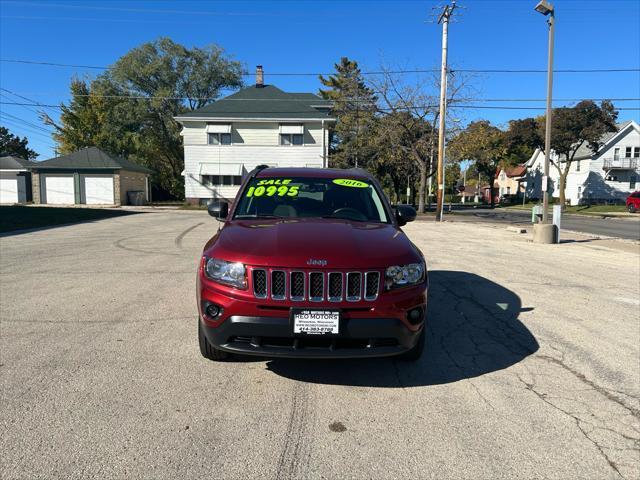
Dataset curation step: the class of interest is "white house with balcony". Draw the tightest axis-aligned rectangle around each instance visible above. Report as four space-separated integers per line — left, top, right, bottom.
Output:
523 120 640 205
175 67 334 205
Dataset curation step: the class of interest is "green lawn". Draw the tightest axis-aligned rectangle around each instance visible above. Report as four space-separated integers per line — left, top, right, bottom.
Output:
0 206 139 233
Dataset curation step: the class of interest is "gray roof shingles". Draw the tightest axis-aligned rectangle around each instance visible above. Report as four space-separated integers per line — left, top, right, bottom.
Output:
33 147 152 174
176 85 334 120
0 156 34 170
574 120 633 159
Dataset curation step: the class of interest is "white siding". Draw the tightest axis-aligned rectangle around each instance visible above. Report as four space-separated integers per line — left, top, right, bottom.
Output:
181 121 207 146
574 124 639 204
184 144 324 200
234 122 279 145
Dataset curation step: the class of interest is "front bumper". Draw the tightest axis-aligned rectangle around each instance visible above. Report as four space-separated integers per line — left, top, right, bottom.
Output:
201 315 423 359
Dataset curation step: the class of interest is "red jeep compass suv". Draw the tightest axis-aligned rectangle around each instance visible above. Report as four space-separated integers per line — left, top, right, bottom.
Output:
197 166 427 361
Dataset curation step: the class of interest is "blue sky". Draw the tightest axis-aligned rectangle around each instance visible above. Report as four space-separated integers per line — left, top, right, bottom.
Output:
1 0 639 159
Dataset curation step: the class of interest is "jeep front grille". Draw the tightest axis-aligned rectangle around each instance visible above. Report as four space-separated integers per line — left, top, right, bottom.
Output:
346 272 362 301
250 268 380 302
309 272 324 301
253 269 267 298
271 271 286 300
290 271 305 301
328 272 343 302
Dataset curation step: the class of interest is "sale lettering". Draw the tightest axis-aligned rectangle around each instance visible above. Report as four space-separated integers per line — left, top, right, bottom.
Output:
256 179 292 185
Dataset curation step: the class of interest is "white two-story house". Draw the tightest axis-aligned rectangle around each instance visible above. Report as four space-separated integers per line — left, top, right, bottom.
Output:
523 120 640 205
175 67 334 205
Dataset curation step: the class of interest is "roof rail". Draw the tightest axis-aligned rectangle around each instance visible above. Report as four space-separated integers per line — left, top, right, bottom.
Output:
347 167 373 178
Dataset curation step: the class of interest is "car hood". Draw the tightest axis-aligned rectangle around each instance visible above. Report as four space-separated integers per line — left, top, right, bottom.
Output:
204 218 422 269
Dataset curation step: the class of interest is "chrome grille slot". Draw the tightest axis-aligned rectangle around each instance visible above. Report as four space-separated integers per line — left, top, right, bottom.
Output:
309 272 324 301
271 270 286 300
364 272 380 301
346 272 362 302
251 268 378 302
252 269 267 298
328 272 343 302
290 271 305 301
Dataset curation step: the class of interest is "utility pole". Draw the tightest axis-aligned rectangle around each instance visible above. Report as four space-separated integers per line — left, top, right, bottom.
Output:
435 1 456 222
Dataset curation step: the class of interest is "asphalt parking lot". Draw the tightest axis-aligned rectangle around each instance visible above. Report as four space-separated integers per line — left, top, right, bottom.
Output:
1 210 639 479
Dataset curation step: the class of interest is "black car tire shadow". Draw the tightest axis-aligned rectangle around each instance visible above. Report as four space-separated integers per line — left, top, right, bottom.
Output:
266 270 538 387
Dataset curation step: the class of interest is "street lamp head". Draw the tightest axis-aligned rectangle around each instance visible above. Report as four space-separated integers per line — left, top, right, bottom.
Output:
534 0 554 16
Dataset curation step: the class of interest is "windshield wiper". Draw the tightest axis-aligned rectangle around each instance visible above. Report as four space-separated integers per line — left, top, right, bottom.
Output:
320 215 368 223
235 214 284 219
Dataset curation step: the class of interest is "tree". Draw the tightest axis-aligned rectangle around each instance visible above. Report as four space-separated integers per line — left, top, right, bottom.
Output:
447 121 505 208
544 100 618 207
319 57 378 170
368 112 419 203
45 38 243 198
0 126 38 159
448 118 543 208
367 66 472 213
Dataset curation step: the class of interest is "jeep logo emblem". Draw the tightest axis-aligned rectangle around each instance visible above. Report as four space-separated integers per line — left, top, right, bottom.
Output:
306 258 328 267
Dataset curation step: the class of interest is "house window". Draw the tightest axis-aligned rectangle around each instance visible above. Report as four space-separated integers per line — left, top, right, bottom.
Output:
578 186 582 196
280 134 303 146
202 175 242 186
576 160 580 172
625 147 632 158
613 147 620 160
631 176 637 189
634 147 640 158
500 172 506 180
208 133 232 145
506 186 511 195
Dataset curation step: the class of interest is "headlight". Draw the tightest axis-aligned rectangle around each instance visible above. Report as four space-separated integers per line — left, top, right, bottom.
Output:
385 263 425 290
204 257 247 289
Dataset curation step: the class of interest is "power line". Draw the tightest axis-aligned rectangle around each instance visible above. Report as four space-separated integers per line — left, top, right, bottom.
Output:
2 101 638 112
1 59 639 75
1 88 637 104
0 111 52 133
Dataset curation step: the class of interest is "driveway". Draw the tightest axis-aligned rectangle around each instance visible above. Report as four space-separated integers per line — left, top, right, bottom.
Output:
1 211 638 479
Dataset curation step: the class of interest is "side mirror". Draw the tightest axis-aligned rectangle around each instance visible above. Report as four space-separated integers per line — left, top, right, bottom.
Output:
208 201 229 221
395 204 417 226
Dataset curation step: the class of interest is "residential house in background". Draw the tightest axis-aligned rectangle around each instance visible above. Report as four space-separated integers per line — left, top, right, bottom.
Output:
494 164 527 200
523 120 640 205
0 156 33 204
30 147 152 206
175 66 334 205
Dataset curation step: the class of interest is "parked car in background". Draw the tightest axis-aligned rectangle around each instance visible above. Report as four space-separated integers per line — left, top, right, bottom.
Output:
197 166 428 361
626 191 640 213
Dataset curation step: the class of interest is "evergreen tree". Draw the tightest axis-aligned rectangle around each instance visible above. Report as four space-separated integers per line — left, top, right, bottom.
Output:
0 126 38 159
319 57 378 170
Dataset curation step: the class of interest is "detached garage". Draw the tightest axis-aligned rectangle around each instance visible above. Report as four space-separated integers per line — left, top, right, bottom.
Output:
0 156 33 204
32 147 152 206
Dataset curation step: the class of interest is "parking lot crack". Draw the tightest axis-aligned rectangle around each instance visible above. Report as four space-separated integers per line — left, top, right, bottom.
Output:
516 373 629 479
535 354 640 420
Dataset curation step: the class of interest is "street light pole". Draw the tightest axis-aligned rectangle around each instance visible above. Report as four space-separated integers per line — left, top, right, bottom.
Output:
535 0 555 223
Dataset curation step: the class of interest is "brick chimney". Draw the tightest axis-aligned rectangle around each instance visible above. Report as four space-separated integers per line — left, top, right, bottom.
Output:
256 65 264 87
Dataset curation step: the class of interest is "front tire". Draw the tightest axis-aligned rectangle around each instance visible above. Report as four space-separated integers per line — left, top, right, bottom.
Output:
629 204 637 213
198 319 230 361
399 327 425 361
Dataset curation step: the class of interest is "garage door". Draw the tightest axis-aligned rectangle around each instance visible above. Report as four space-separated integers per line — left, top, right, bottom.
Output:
84 176 114 204
43 175 75 204
0 173 19 204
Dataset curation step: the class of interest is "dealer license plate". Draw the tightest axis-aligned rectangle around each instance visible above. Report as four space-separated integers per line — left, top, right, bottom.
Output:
292 309 340 335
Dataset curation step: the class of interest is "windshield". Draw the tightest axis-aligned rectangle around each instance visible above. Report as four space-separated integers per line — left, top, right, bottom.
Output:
233 176 389 223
